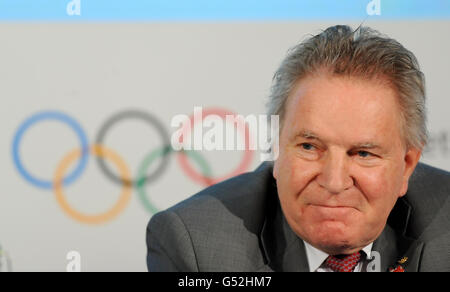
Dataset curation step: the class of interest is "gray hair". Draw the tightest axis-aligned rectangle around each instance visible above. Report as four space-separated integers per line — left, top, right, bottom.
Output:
267 25 427 149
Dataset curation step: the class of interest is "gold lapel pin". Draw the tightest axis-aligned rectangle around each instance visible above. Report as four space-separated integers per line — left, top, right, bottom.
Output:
389 256 409 272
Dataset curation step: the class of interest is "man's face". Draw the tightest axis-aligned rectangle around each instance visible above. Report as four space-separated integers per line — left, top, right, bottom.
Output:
273 73 421 255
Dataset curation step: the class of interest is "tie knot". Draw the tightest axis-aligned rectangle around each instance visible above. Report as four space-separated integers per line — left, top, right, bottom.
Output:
325 251 362 272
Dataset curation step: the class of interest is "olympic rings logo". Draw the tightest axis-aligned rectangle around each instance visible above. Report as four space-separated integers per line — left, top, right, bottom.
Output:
12 109 254 224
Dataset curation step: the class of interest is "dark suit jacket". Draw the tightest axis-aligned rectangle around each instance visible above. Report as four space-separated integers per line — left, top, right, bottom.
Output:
146 162 450 272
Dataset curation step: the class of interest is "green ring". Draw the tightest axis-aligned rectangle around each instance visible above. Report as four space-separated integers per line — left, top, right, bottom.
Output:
136 146 213 214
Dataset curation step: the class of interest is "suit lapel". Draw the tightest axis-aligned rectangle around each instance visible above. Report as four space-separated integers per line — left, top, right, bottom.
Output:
372 224 425 272
402 239 424 272
372 197 425 272
259 183 309 272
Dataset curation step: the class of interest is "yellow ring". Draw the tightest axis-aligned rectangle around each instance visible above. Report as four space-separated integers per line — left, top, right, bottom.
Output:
53 144 132 224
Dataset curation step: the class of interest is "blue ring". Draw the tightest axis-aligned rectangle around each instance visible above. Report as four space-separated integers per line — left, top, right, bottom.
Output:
12 111 89 189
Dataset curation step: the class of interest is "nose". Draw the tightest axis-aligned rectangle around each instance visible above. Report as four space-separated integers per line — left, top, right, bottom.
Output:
316 151 353 194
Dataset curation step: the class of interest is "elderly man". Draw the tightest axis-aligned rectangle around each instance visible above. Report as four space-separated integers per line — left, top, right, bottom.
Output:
146 25 450 272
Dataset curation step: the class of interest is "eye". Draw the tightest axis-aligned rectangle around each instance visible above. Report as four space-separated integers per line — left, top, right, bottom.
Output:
357 150 372 158
300 143 315 151
297 142 320 160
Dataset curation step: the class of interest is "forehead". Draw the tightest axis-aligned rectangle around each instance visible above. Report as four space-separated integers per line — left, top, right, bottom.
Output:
284 74 404 147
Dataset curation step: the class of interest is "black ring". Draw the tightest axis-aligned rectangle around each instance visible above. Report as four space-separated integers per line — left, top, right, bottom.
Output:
95 109 171 187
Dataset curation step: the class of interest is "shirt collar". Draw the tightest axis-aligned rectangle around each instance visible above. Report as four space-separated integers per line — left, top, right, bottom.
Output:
303 241 373 272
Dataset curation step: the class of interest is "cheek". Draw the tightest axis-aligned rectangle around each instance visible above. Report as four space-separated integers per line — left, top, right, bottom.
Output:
277 153 318 193
355 164 404 210
275 152 320 214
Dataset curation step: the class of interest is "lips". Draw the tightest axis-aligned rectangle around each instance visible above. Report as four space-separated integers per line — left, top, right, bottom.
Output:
308 204 359 219
309 204 357 210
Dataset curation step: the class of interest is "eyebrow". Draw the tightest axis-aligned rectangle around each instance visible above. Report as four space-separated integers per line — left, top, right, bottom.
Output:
293 130 321 141
351 142 382 149
293 130 382 149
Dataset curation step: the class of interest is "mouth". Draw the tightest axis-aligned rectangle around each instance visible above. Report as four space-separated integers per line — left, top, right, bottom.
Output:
307 204 360 219
309 204 357 210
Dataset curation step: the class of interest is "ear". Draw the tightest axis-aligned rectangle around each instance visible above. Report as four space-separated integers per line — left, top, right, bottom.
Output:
273 159 279 180
273 141 284 182
399 147 422 197
272 124 283 181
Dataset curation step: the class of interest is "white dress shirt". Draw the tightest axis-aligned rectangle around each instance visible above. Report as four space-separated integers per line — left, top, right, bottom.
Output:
304 241 373 272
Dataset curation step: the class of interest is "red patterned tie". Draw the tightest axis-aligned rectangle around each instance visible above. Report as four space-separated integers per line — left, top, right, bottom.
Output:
325 252 362 272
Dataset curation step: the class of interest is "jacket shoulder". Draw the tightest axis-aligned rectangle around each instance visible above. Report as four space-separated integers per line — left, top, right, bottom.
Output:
406 163 450 239
409 162 450 191
168 162 273 218
149 162 275 271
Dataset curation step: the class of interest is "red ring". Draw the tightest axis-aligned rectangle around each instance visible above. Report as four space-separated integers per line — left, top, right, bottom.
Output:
177 107 254 186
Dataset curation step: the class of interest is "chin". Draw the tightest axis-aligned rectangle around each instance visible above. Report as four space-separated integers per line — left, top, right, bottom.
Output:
303 221 361 253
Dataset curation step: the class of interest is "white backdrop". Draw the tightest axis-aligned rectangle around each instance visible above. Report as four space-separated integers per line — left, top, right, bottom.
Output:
0 21 449 271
